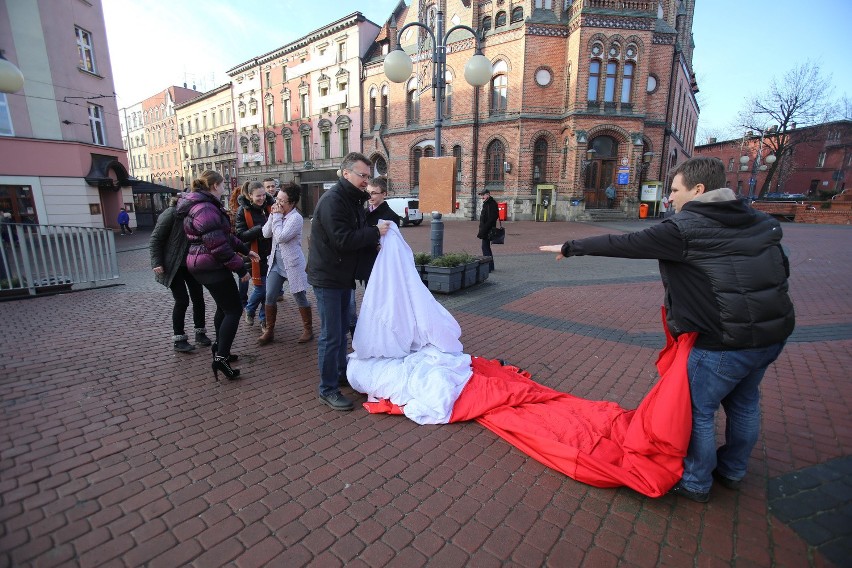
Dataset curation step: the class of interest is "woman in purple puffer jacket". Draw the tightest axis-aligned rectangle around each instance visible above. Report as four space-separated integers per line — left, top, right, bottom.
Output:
177 170 259 380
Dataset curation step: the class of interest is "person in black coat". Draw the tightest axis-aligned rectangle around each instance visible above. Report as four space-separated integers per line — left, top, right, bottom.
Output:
235 181 273 335
477 189 499 271
149 197 211 353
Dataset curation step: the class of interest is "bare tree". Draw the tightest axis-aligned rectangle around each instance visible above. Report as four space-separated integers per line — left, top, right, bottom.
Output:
738 61 839 196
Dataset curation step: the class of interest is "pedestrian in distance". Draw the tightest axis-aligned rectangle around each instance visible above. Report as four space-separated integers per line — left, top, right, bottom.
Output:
235 181 273 336
177 170 259 381
259 183 313 345
477 189 498 271
605 184 616 209
307 152 391 411
117 207 132 235
540 156 795 503
149 196 212 353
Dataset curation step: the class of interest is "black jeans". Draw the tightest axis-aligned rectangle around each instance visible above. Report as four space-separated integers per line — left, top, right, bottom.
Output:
169 266 205 335
481 238 494 270
198 271 242 357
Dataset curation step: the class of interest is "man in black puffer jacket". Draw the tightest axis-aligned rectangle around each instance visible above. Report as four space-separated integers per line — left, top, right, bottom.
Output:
540 157 794 503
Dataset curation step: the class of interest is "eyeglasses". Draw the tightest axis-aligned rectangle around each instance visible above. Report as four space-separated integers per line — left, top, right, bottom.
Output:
368 192 383 197
346 170 370 180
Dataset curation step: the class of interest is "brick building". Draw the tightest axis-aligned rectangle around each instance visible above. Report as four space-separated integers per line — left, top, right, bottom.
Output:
362 0 698 221
695 120 852 199
227 13 381 214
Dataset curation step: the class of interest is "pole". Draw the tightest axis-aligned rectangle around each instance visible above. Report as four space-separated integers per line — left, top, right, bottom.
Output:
434 9 445 157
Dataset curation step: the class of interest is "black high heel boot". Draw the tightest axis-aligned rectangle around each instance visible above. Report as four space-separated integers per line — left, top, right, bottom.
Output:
211 342 238 362
212 355 241 381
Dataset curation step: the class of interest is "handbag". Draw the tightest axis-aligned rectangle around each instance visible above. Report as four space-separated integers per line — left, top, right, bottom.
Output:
488 221 505 245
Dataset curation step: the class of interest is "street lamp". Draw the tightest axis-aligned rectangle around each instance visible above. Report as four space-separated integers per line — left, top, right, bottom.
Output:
0 51 24 94
740 129 777 200
383 10 492 158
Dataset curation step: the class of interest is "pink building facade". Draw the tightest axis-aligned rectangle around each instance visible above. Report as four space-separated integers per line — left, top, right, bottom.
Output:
0 0 129 229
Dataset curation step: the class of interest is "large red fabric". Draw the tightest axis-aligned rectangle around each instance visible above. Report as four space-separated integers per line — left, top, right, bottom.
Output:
451 321 696 497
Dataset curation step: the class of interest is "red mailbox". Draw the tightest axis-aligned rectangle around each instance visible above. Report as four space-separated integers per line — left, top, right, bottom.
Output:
497 201 507 221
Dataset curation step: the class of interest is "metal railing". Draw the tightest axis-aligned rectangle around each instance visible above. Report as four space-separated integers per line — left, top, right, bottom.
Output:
0 223 119 296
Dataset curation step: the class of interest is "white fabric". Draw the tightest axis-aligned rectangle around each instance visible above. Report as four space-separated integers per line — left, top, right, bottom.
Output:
347 223 471 424
263 211 308 293
350 223 463 359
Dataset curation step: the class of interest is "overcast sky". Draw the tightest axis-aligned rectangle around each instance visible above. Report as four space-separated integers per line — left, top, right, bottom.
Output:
104 0 850 142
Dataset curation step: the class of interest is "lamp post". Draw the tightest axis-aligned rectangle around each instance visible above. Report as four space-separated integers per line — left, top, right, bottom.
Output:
0 51 24 94
740 129 777 200
383 10 492 158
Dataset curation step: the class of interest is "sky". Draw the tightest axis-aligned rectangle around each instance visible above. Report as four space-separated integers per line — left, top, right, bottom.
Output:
103 0 850 143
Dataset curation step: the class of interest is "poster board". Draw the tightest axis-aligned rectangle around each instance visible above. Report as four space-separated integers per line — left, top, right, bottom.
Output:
419 157 457 214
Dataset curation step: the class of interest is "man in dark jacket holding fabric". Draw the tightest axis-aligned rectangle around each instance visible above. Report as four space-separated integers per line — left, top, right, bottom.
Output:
540 156 795 502
477 189 498 271
307 153 391 411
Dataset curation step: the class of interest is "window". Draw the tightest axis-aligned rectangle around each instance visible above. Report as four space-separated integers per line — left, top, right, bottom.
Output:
533 138 548 183
511 7 524 23
412 148 423 188
338 42 346 62
249 99 258 116
444 72 453 118
453 145 462 182
301 133 310 159
88 103 106 145
251 135 260 153
381 86 389 125
338 80 348 111
728 158 734 172
604 61 617 102
621 62 634 104
319 86 329 113
407 79 420 124
282 65 288 83
203 115 208 130
267 102 274 124
339 126 349 156
587 61 600 101
283 97 291 121
485 140 505 184
482 16 491 33
321 131 330 159
268 139 276 163
265 71 271 86
369 88 377 129
0 94 13 136
300 93 309 118
535 0 553 7
495 12 507 27
817 152 826 168
76 26 97 73
284 137 292 162
491 73 507 113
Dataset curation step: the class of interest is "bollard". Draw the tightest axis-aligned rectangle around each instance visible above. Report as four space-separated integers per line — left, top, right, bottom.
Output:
430 211 444 259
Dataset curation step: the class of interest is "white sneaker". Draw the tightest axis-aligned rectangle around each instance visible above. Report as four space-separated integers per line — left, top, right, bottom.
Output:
244 312 255 326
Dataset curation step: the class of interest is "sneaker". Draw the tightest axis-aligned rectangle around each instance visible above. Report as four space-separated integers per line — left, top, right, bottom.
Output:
194 329 212 346
319 391 354 411
244 311 255 326
668 482 709 503
712 470 742 490
173 335 196 353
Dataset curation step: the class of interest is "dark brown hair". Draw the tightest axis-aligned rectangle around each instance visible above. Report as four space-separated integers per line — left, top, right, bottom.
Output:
670 157 726 191
367 176 388 193
191 170 224 192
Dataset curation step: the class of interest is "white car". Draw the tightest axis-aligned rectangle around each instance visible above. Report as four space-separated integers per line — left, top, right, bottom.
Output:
385 196 423 226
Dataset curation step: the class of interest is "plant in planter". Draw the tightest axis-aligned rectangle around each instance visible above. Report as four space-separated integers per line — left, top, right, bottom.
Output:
426 253 469 293
413 252 431 284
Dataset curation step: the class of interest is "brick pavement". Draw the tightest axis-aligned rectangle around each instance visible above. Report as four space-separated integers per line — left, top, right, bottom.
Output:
1 219 850 567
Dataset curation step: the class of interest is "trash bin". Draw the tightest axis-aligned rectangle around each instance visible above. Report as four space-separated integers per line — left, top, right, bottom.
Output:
639 203 649 219
497 202 507 221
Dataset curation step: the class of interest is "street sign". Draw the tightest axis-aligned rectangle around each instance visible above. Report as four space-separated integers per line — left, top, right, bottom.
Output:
304 161 313 170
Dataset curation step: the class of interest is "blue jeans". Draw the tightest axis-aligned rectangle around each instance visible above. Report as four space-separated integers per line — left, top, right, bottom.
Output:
681 342 785 493
245 277 266 323
313 286 351 397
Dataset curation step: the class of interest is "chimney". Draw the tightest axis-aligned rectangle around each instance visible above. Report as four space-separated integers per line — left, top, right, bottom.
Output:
707 137 717 144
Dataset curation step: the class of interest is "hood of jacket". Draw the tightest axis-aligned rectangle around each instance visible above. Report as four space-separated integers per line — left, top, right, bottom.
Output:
176 190 220 218
681 188 758 228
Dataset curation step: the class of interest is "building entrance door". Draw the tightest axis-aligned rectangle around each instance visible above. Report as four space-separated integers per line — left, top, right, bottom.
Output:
582 136 619 208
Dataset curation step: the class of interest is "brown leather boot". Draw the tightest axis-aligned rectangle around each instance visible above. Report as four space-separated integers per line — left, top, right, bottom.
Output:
257 305 277 345
297 306 314 343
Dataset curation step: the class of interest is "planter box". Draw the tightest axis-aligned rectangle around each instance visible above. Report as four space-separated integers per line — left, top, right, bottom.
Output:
426 265 464 293
414 264 429 285
477 259 491 283
462 261 478 288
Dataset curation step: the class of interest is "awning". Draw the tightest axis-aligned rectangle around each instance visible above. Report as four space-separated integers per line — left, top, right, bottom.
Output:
125 178 179 194
84 153 130 190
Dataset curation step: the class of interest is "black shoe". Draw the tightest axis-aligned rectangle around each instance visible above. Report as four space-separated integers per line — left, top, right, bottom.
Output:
211 342 238 362
668 482 709 503
212 355 241 381
338 376 350 388
319 391 354 411
173 335 196 353
712 470 742 490
194 329 212 347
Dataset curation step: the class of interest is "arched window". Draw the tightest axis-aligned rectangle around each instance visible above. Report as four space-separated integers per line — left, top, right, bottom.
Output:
381 85 389 125
511 7 524 23
373 155 387 176
495 11 507 27
424 146 434 158
491 61 508 114
533 138 548 183
621 62 634 104
485 140 505 184
453 145 462 182
482 16 491 33
444 70 453 118
587 61 600 101
369 86 377 129
604 61 617 102
412 147 423 188
407 79 419 124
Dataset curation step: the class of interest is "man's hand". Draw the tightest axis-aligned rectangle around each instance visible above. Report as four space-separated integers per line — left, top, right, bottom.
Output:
153 266 164 275
377 221 391 236
247 251 260 262
240 273 251 283
538 244 565 260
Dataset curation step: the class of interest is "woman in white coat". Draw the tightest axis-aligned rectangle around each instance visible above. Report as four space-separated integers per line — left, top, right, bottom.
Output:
258 183 313 344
